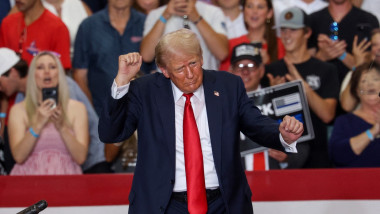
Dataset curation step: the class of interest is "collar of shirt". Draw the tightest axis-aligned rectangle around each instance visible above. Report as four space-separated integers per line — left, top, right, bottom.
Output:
171 81 204 105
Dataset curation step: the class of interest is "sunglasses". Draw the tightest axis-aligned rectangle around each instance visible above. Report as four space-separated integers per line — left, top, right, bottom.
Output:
329 21 339 41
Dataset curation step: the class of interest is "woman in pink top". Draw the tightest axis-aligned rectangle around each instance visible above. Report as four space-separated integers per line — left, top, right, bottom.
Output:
220 0 285 71
9 51 89 175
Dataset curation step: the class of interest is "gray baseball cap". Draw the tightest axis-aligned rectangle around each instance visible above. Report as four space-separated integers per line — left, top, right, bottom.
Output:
273 7 308 29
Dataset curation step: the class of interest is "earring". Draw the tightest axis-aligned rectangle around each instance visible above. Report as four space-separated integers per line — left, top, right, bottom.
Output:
266 18 271 24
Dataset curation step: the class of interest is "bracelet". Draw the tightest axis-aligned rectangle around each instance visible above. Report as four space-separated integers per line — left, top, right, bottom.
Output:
159 15 167 24
0 112 6 118
29 127 40 138
193 16 203 25
338 51 347 61
366 129 374 141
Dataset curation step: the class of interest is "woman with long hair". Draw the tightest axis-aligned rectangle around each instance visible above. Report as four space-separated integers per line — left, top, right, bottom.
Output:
220 0 285 71
9 51 88 175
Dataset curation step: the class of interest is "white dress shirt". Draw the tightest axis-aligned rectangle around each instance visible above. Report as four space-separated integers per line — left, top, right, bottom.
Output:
111 79 297 191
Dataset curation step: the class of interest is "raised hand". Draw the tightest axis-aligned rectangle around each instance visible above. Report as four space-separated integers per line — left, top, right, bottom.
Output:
267 73 286 86
317 34 347 61
279 115 303 144
352 35 371 66
164 0 186 18
50 106 64 131
33 99 56 132
283 57 303 82
115 52 142 86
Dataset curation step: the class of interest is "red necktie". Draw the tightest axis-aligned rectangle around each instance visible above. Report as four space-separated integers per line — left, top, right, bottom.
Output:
183 93 207 214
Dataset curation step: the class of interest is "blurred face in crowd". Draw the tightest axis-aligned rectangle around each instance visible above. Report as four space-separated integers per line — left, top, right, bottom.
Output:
358 68 380 105
160 50 204 94
280 28 310 54
217 0 241 10
371 32 380 64
0 70 20 97
15 0 39 12
231 59 264 92
244 0 273 30
136 0 159 14
109 0 133 10
34 54 59 89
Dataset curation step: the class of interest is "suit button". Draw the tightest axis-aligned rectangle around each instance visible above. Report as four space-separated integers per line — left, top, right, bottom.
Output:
170 179 174 184
160 206 165 212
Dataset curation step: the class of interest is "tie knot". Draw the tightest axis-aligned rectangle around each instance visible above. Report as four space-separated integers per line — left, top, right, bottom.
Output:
183 93 194 101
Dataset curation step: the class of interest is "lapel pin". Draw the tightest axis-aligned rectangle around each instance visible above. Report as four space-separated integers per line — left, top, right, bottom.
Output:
214 91 219 97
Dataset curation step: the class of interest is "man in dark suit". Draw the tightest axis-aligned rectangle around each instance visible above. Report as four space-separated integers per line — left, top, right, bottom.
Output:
99 29 303 214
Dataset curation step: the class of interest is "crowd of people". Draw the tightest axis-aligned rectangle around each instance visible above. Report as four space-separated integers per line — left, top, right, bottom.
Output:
0 0 379 175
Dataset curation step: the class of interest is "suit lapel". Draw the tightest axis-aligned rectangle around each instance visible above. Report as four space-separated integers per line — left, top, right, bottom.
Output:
155 74 176 164
203 71 223 175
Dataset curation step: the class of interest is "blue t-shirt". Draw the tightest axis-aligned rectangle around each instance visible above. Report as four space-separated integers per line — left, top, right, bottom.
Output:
73 7 148 115
329 113 380 168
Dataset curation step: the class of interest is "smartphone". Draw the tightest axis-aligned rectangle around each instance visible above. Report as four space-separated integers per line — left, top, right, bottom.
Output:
42 87 58 104
356 23 372 43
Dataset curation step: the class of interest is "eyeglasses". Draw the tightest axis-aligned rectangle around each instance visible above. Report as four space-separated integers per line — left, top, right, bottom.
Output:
233 63 258 73
329 21 339 41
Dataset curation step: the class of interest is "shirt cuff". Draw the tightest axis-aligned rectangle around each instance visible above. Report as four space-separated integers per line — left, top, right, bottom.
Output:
111 80 130 99
279 133 297 153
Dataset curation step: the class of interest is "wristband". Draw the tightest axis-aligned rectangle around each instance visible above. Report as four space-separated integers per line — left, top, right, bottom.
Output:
193 16 203 25
159 15 167 24
366 129 374 141
0 112 6 118
338 51 347 61
29 127 40 138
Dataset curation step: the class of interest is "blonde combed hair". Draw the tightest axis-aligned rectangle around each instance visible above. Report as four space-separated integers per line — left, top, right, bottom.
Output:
25 52 71 126
155 28 203 68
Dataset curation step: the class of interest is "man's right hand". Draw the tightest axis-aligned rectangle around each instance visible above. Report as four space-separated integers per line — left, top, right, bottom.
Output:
115 52 142 86
317 34 347 61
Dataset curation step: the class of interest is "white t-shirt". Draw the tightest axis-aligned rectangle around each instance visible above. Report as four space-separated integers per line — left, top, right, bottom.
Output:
144 1 227 70
225 12 248 39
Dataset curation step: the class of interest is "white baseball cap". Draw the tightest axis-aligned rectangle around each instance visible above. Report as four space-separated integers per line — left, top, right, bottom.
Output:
0 48 20 76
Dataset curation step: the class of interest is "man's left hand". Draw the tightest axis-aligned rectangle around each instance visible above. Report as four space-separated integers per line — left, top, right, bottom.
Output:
279 115 303 144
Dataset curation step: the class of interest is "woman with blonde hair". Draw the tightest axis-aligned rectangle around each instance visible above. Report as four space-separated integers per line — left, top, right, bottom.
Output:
9 51 88 175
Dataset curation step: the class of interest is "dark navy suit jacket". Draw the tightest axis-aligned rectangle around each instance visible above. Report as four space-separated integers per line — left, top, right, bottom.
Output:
99 70 285 213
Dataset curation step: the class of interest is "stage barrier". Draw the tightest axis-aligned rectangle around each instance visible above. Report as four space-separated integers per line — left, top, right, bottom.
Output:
1 168 380 213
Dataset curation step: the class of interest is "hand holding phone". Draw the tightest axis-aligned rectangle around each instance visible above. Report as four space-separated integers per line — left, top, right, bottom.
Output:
42 87 58 109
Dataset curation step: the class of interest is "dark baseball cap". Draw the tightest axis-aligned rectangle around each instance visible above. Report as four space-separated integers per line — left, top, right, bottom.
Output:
231 43 262 65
